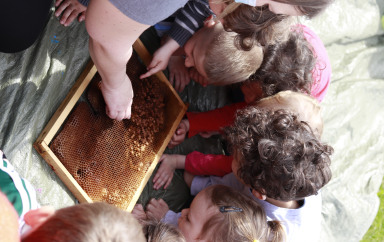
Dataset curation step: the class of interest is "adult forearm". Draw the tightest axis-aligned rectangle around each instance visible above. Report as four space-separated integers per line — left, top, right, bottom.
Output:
88 37 131 89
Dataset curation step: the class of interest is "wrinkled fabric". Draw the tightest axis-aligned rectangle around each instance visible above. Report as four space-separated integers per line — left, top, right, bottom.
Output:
0 1 383 241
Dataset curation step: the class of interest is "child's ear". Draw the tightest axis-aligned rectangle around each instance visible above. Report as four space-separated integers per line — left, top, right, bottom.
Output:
24 206 55 229
251 189 267 200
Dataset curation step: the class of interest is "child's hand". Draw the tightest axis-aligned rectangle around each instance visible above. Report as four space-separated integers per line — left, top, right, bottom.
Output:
183 171 195 188
189 68 208 87
146 198 169 221
153 154 177 190
168 119 190 149
168 56 191 93
140 47 172 79
198 131 220 138
131 204 147 222
140 38 180 79
55 0 87 26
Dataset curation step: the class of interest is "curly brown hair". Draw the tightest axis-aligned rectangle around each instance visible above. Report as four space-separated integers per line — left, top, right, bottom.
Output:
225 107 333 201
249 28 316 97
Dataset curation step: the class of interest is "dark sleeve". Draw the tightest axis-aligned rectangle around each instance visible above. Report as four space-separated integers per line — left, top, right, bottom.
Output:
78 0 89 7
167 0 212 46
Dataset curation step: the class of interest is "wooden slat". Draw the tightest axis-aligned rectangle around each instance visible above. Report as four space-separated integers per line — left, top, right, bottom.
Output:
34 61 97 146
34 141 92 203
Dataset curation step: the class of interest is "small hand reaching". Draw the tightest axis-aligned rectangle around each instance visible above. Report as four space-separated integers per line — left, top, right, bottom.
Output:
55 0 87 26
153 154 178 190
168 119 190 149
168 56 190 93
101 75 133 120
146 198 169 221
131 204 147 222
140 38 180 79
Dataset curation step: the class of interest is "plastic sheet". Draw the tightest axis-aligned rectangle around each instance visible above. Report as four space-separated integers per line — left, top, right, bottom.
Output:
0 1 383 241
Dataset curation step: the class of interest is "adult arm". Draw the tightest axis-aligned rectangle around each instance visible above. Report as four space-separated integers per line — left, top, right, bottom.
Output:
85 0 149 120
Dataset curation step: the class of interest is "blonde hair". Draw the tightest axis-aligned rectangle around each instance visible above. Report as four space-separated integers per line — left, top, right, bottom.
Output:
204 23 263 85
143 220 186 242
22 202 145 242
255 90 323 137
199 185 286 242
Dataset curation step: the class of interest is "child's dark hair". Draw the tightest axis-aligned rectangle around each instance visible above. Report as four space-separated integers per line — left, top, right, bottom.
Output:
273 0 334 17
249 28 316 97
226 108 333 201
199 185 285 242
223 5 289 50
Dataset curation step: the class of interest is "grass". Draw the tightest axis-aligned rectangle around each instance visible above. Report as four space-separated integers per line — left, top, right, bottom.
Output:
361 178 384 241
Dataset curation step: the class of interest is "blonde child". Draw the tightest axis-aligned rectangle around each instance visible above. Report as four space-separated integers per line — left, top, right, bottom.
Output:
142 220 186 242
140 0 333 88
21 202 145 242
134 184 285 242
142 21 264 90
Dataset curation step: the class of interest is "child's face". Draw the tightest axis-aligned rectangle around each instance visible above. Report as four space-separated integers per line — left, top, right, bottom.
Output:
256 0 302 16
183 23 224 85
178 188 216 241
183 28 211 83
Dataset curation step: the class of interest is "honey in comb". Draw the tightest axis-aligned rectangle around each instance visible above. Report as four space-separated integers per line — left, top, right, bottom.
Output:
50 52 167 210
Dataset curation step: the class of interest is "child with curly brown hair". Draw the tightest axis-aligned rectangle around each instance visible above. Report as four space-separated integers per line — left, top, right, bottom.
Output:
151 91 333 241
182 107 332 242
133 184 285 242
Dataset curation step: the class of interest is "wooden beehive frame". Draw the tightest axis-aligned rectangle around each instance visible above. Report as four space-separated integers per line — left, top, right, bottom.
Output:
34 39 187 211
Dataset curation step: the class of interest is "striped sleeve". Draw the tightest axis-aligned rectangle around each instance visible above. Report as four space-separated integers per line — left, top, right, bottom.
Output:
167 0 213 46
0 150 39 231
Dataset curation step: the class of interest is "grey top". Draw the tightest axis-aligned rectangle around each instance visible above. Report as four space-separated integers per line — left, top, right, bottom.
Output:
109 0 189 25
78 0 188 26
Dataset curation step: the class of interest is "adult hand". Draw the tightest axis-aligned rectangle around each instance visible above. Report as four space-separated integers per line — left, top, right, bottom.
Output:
168 119 190 149
55 0 87 26
146 198 169 221
153 154 177 190
168 56 190 93
100 75 133 120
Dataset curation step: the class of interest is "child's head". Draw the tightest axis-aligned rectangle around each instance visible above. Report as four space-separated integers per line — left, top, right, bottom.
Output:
184 22 263 86
178 184 285 242
248 26 316 98
255 90 323 137
214 0 332 18
225 104 333 201
22 202 145 242
143 220 186 242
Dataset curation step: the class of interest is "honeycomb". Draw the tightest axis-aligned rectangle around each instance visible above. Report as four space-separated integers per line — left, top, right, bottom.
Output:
50 52 176 210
